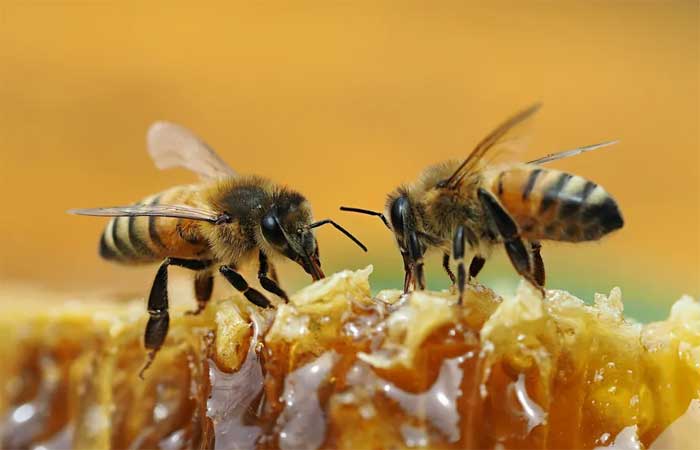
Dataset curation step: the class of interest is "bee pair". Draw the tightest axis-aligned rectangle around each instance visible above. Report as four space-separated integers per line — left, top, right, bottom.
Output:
71 104 623 376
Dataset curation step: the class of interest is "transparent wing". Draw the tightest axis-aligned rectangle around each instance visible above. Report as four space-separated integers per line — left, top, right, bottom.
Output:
528 140 618 165
147 121 237 180
444 103 541 188
68 204 223 223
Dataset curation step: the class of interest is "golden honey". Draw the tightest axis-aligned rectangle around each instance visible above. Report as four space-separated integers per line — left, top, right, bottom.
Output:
0 268 698 449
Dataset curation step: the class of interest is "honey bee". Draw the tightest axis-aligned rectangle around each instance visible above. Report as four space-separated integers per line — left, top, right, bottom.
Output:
70 121 366 376
341 104 623 302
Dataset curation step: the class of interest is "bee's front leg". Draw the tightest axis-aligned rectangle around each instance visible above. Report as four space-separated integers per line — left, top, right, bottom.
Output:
453 225 468 305
257 251 289 302
452 225 487 305
268 262 279 284
530 241 545 286
401 251 413 294
414 263 426 291
408 231 426 291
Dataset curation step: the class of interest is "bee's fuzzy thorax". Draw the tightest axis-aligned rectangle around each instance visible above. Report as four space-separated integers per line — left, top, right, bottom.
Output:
391 160 485 245
202 175 275 213
415 160 462 193
199 176 315 265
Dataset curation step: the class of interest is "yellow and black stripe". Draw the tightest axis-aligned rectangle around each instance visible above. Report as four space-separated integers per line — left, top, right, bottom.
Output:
490 166 623 242
98 186 210 264
99 195 159 264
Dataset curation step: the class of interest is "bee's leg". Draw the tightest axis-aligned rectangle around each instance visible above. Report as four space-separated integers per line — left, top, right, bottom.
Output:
141 259 171 379
257 251 289 303
268 262 279 284
401 251 413 294
415 262 426 290
159 258 213 316
219 265 273 308
453 225 467 305
477 188 544 295
140 258 213 378
408 231 426 290
530 241 545 286
186 271 214 316
453 225 487 305
469 256 486 279
442 252 456 285
415 266 425 290
167 258 213 271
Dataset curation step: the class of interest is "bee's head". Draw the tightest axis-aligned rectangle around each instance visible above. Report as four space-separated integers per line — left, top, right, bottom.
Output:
260 191 324 281
261 190 367 281
386 192 412 252
384 191 431 291
340 190 434 292
339 190 424 262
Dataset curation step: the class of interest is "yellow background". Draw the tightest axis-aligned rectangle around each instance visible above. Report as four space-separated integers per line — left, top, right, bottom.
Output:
0 2 697 319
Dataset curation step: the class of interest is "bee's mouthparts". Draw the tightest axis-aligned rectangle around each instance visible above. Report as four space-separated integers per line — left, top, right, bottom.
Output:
298 254 325 281
309 256 325 281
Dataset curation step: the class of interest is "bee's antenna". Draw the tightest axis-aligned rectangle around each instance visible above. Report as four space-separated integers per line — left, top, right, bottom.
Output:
309 219 368 252
339 206 391 229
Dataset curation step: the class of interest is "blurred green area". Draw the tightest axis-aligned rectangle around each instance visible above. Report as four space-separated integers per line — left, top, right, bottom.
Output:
360 257 669 323
371 268 667 323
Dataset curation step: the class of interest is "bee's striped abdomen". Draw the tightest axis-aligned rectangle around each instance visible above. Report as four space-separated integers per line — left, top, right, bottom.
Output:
98 185 210 264
488 165 623 242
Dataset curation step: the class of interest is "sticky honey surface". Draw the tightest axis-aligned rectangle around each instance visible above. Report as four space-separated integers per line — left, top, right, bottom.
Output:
1 267 698 449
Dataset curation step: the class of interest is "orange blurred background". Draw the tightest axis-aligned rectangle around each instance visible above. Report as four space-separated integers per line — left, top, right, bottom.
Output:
0 2 697 320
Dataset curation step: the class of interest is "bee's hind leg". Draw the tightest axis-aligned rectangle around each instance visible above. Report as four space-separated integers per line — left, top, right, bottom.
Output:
219 265 273 309
140 258 213 378
477 188 544 295
157 258 214 316
257 251 289 303
141 259 171 379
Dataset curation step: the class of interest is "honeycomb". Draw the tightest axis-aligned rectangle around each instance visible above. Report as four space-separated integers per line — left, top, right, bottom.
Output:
0 267 698 449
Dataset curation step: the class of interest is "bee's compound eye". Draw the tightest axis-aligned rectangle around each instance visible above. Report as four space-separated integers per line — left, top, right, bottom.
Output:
261 213 286 246
390 196 409 234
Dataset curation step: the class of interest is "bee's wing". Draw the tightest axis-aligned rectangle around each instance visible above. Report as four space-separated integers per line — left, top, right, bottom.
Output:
68 204 224 223
527 140 618 165
147 121 237 180
443 103 541 189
